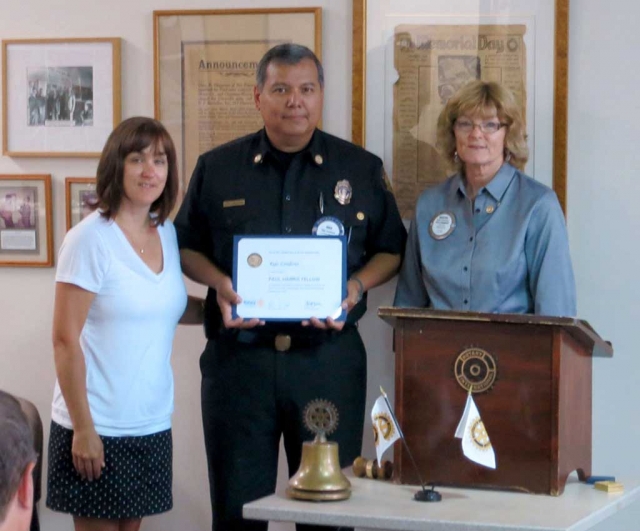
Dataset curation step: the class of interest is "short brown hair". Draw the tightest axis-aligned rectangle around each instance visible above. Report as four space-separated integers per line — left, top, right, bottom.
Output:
95 117 179 225
0 390 36 524
436 80 529 171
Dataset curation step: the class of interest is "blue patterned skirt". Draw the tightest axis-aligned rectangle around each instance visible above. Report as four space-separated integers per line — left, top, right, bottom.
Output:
46 421 172 519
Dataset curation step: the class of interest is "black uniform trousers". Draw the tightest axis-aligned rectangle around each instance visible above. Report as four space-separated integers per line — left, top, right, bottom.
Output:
200 325 366 531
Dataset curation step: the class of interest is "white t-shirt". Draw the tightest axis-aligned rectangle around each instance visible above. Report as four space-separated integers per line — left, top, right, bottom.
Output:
51 211 188 436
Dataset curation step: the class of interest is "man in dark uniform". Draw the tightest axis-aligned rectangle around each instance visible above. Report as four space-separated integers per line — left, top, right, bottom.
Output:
175 43 407 531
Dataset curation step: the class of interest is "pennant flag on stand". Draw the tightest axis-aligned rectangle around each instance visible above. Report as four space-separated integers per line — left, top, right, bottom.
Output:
371 394 401 466
454 392 496 469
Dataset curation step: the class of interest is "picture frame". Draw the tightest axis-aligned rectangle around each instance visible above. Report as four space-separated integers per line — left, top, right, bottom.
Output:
153 8 321 195
65 177 97 231
2 38 121 158
0 174 53 267
352 0 569 214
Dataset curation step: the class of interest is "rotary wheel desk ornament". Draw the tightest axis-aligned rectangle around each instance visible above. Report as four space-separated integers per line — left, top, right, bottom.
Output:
287 399 352 501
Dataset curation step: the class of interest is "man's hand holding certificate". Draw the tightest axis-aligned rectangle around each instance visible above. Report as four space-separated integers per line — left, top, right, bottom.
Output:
232 236 347 322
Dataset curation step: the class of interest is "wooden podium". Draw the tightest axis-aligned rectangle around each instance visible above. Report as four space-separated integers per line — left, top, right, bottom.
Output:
378 307 613 496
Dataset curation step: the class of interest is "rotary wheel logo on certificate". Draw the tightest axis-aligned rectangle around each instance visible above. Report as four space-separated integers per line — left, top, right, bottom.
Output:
247 253 263 267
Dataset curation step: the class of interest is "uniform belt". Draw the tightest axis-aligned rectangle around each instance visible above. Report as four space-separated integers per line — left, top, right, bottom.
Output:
232 330 335 352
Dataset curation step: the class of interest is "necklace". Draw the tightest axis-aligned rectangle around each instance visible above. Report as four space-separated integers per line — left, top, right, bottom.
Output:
118 221 154 255
135 228 153 255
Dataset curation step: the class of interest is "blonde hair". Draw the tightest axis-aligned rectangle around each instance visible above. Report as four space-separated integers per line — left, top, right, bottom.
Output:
436 80 529 172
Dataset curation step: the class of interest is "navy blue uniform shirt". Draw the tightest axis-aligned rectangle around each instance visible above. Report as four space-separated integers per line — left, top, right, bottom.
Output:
175 128 407 337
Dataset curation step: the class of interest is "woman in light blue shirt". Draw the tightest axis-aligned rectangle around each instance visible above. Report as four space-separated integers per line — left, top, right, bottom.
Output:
394 80 576 316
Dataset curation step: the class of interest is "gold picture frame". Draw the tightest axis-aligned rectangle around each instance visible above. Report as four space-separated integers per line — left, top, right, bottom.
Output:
352 0 569 212
153 8 322 195
0 174 53 267
2 37 121 158
65 177 97 231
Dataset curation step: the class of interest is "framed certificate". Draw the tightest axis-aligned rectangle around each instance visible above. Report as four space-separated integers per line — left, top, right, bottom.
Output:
232 235 346 322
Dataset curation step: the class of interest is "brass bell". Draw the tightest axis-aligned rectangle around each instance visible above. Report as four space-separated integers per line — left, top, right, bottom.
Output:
286 399 351 501
287 438 351 500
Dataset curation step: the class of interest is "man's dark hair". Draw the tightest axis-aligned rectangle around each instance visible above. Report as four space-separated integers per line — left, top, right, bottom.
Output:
256 43 324 90
0 390 36 524
96 116 180 226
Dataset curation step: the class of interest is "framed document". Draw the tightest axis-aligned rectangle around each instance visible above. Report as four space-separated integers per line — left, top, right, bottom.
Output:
352 0 569 216
0 174 53 267
232 236 346 322
2 38 121 157
153 8 321 199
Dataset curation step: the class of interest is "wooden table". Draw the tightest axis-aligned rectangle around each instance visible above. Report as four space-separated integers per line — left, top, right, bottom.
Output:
244 474 640 531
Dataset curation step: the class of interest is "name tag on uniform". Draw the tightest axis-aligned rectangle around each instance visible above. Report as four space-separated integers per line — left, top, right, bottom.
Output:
312 216 345 236
223 199 246 208
429 211 456 240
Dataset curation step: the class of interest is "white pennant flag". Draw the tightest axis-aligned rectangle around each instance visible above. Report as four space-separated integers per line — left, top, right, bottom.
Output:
371 395 401 466
454 393 496 469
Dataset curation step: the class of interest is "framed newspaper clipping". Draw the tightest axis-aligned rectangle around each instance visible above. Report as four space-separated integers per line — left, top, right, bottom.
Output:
153 8 322 197
352 0 569 217
2 38 121 158
0 174 53 267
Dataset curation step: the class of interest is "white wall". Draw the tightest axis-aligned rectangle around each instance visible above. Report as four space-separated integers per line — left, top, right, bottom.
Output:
0 1 638 530
567 1 640 528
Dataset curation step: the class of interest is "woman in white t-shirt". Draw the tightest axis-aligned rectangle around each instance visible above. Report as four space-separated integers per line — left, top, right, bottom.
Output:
47 117 203 531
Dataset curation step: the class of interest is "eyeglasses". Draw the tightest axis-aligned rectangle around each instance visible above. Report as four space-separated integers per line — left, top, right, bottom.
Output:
454 119 508 135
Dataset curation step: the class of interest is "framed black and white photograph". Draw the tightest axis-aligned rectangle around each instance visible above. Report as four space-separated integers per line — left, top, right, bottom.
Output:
0 174 53 267
65 177 97 230
2 38 121 157
27 66 94 126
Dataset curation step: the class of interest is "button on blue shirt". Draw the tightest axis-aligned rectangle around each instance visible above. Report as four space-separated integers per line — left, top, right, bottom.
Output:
394 163 576 316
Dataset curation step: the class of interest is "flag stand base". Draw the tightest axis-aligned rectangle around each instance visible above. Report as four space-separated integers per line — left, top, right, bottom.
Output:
414 486 442 502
